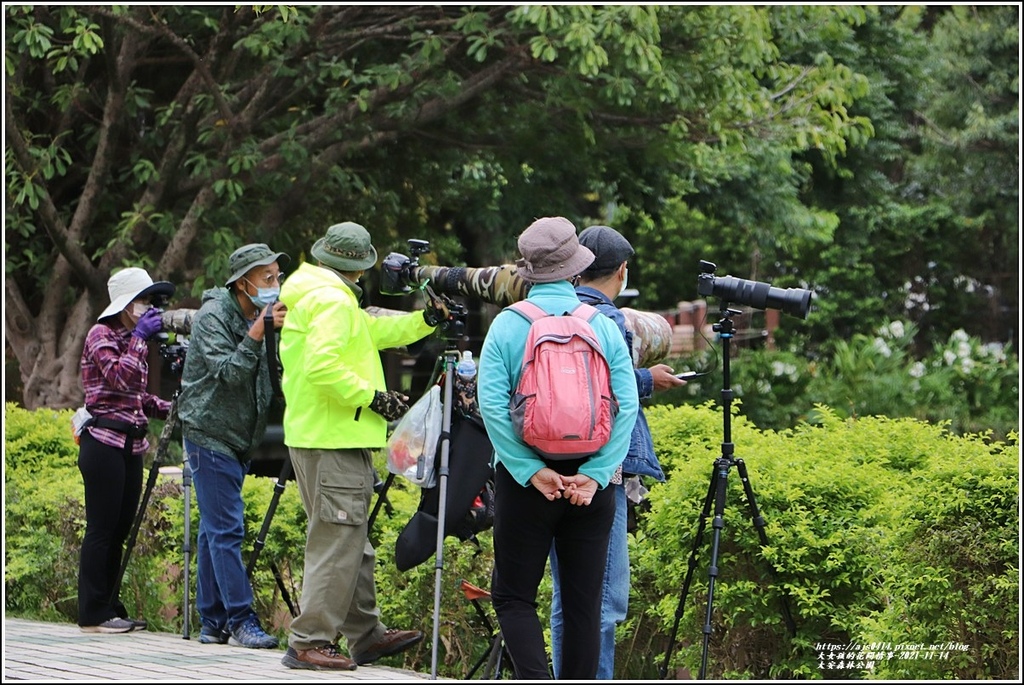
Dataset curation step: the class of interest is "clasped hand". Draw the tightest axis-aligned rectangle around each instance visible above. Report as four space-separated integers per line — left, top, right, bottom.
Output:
529 467 599 506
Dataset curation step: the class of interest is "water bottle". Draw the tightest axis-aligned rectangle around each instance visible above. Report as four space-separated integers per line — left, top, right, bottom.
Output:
455 351 478 415
456 350 477 380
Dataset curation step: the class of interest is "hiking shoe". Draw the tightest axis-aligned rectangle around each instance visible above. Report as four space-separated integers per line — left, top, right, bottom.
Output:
199 625 229 644
229 616 279 649
352 628 424 665
281 644 357 671
127 617 147 631
80 617 134 634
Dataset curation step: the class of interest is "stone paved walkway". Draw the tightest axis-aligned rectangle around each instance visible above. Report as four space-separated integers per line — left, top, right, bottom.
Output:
2 617 434 681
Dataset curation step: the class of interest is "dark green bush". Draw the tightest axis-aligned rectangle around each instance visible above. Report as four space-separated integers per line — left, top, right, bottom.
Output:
5 402 1018 679
635 403 1018 679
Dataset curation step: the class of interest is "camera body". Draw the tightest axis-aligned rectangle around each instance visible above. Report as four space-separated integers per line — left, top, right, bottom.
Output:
381 239 431 295
380 238 468 337
697 260 812 319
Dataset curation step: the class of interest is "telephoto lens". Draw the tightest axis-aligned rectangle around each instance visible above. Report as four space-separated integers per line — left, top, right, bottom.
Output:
706 275 812 319
161 308 196 335
696 261 812 319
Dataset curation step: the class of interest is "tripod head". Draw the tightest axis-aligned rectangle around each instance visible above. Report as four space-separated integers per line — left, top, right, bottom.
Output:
159 338 189 378
434 290 468 345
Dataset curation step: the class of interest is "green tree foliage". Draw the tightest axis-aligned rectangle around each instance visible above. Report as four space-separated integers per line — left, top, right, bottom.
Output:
792 5 1019 351
5 4 876 409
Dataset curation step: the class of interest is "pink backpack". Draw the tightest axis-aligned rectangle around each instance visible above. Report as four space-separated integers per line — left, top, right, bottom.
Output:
507 300 619 460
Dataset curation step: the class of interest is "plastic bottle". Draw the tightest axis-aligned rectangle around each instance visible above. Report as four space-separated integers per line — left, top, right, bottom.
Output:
456 350 477 380
455 351 478 415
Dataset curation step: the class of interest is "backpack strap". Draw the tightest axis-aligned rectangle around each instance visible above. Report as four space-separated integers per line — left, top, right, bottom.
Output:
509 300 602 324
569 302 601 324
507 300 548 323
263 308 284 399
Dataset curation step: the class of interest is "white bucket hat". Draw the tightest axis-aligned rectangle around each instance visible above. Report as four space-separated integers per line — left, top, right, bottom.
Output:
98 267 175 320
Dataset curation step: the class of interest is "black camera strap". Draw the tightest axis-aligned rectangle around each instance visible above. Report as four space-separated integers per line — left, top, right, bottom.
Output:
263 308 284 399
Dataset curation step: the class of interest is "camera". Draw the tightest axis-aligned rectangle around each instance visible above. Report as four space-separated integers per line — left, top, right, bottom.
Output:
381 239 468 338
696 260 812 319
159 338 189 377
381 239 432 295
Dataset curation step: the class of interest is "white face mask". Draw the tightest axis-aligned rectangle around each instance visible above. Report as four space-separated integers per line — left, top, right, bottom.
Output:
128 302 149 321
618 267 629 297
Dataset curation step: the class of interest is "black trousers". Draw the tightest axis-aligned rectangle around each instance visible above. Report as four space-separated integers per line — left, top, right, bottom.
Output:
490 461 615 680
77 431 142 626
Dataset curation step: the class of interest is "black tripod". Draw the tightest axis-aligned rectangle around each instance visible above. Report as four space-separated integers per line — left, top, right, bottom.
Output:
244 456 300 618
112 389 180 612
660 306 796 680
429 341 461 680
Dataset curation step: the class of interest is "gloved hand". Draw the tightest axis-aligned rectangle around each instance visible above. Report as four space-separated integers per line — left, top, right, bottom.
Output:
422 288 451 328
132 307 164 341
370 390 410 422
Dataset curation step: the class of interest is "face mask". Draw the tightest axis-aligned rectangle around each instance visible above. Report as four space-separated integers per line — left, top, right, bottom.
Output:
129 302 149 320
618 267 629 297
248 287 280 309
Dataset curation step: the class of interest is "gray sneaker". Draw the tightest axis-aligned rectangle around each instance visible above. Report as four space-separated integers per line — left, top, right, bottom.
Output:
199 626 230 644
81 617 134 634
229 616 279 649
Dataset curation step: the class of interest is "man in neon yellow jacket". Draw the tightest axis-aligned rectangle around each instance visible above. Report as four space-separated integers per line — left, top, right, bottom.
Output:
277 221 446 672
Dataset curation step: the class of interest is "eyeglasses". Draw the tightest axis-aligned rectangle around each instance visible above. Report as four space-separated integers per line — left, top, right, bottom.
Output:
247 272 285 287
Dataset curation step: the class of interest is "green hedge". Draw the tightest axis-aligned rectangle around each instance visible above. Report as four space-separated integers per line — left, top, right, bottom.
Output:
635 403 1018 679
4 402 1018 679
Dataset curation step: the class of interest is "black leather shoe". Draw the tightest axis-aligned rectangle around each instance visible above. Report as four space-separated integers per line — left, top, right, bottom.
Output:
352 629 424 666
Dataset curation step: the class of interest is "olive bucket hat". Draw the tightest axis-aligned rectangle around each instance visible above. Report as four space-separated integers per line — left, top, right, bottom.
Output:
225 243 290 286
310 222 378 272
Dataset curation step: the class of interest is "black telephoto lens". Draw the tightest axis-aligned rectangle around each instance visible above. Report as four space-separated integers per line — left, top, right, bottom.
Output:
697 268 812 319
713 276 812 319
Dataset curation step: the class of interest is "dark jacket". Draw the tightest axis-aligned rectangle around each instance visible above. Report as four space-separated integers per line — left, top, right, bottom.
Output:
177 288 278 461
575 286 666 482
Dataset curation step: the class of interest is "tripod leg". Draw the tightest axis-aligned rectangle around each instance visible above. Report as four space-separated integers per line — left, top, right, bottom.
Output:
733 459 797 636
466 648 488 678
112 460 160 606
698 458 732 679
246 457 299 617
114 395 180 609
368 472 395 530
182 457 193 639
269 559 299 617
660 461 719 679
431 355 457 680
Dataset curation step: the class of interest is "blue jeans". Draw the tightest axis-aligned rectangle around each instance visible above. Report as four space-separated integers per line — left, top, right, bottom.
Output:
184 438 256 634
550 481 628 679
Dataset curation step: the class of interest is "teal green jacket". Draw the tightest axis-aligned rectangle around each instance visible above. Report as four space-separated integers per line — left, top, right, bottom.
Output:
477 280 640 488
177 287 278 461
